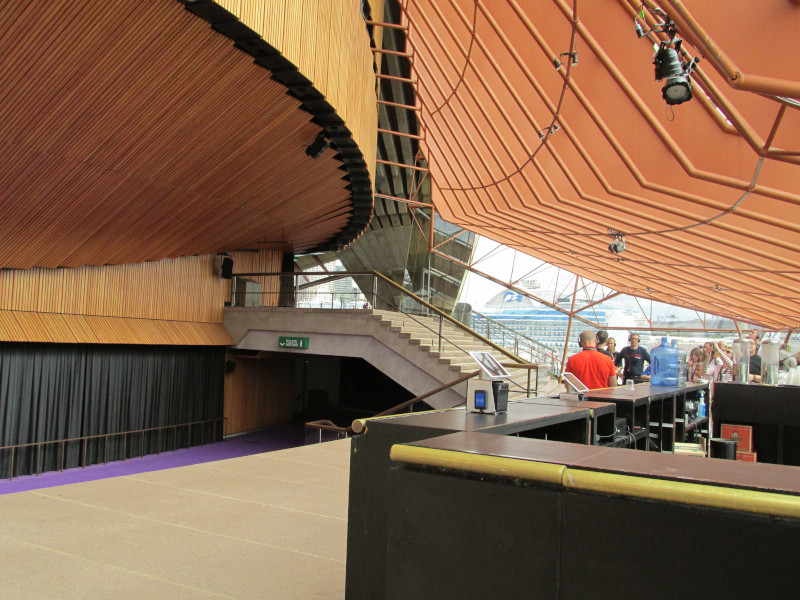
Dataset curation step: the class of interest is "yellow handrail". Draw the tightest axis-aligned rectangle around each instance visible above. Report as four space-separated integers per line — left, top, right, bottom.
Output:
389 444 800 520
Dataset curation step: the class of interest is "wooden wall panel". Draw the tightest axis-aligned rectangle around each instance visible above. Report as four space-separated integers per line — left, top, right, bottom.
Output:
230 249 283 307
219 0 378 183
0 312 232 345
224 354 294 435
0 253 239 344
0 254 225 322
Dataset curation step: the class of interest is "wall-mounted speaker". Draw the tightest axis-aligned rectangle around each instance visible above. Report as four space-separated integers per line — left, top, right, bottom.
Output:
220 256 234 279
225 360 236 374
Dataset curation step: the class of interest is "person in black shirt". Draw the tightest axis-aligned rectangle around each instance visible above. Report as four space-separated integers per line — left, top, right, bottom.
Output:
748 340 762 383
596 330 612 358
615 333 651 382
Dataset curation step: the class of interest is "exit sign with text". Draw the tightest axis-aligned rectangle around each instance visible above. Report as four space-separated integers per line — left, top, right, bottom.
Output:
278 336 309 349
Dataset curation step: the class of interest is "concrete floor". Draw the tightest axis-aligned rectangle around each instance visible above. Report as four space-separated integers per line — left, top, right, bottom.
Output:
0 439 350 599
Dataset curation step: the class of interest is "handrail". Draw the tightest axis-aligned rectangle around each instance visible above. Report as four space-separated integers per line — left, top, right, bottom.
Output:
471 308 562 374
370 369 479 420
305 371 480 438
232 269 549 397
232 270 529 366
390 444 800 519
371 271 528 365
0 417 226 481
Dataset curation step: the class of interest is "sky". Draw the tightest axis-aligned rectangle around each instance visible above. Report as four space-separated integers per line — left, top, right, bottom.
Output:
458 236 705 323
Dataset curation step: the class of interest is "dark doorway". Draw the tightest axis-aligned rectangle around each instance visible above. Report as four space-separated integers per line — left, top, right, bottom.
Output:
295 355 418 425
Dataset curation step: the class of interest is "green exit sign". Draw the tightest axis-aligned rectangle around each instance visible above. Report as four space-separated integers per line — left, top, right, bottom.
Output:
278 336 309 349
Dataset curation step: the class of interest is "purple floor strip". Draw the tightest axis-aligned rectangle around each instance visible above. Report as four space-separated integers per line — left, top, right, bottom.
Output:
0 423 309 495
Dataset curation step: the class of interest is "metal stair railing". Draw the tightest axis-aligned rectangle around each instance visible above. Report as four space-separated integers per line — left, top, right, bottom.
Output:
229 270 549 397
367 280 538 398
470 309 563 375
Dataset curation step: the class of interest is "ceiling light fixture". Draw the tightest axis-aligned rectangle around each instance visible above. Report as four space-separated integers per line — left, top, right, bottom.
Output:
654 39 700 105
634 5 700 106
608 232 627 254
553 51 578 70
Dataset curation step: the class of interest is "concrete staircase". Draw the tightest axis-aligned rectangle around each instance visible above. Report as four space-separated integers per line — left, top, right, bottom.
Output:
371 310 558 400
224 307 559 410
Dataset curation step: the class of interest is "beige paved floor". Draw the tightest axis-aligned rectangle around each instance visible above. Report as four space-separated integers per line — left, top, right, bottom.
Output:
0 439 351 599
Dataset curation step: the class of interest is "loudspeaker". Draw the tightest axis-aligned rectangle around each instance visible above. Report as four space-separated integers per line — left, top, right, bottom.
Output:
220 256 233 279
225 360 236 374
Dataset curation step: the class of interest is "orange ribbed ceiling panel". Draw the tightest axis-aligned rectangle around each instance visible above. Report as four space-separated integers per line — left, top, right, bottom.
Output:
406 0 800 328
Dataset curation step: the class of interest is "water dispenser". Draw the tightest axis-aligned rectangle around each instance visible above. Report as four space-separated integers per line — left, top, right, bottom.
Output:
761 340 779 385
732 338 750 383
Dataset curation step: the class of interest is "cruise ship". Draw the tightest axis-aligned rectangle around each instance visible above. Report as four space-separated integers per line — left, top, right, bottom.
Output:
473 281 652 357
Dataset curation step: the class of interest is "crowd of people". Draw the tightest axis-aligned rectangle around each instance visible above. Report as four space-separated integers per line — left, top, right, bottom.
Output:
566 329 776 390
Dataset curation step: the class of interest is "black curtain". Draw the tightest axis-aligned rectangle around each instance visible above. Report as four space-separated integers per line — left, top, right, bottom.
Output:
0 343 224 478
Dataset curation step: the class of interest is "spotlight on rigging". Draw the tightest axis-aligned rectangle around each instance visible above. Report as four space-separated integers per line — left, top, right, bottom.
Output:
608 234 627 255
305 133 330 159
653 40 698 106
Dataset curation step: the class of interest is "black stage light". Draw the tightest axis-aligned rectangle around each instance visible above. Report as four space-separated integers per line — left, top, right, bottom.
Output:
662 77 692 105
305 133 330 159
654 42 695 106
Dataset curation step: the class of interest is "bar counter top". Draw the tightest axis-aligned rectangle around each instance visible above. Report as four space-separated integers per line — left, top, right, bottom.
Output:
403 430 800 496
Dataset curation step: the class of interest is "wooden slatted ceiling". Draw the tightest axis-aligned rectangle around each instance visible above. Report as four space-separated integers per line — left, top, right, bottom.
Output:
406 0 800 329
0 0 369 270
220 0 379 186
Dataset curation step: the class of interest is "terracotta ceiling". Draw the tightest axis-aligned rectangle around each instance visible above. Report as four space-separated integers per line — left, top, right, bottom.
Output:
405 0 800 329
0 0 363 270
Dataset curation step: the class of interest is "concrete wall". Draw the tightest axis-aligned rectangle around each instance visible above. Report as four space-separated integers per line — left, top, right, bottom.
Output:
224 308 466 408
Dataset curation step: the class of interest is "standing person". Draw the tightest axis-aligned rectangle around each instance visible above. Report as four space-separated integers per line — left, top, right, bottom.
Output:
700 341 723 381
701 342 733 381
606 337 619 363
615 333 651 383
718 347 734 382
565 330 618 390
596 330 612 358
687 347 703 382
748 339 762 383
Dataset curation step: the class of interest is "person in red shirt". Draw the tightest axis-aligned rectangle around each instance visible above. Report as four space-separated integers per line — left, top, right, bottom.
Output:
565 330 618 390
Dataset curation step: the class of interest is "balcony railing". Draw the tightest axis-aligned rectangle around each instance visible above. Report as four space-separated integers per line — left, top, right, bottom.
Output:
229 270 548 398
471 310 563 375
0 417 226 481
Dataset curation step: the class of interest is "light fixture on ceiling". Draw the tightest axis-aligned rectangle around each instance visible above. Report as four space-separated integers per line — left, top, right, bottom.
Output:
538 124 560 139
634 5 700 106
305 132 330 159
654 39 700 105
608 232 627 254
553 51 578 70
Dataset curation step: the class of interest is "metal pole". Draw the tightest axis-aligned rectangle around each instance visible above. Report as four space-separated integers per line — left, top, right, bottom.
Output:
438 315 443 354
559 277 581 379
36 443 41 476
9 447 14 481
